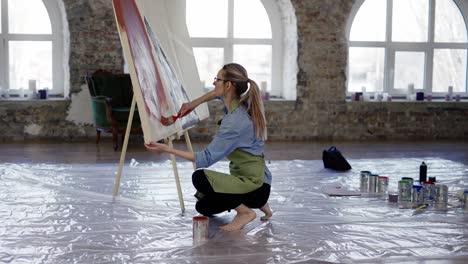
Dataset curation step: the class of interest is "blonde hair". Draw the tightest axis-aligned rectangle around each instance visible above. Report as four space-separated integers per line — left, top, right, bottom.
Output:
222 63 267 140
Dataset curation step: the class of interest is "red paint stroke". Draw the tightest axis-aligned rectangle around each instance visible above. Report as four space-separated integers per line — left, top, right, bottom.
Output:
160 109 193 126
113 0 168 120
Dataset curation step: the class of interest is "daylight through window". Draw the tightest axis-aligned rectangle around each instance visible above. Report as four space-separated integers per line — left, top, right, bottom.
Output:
348 0 468 97
0 0 65 98
186 0 284 98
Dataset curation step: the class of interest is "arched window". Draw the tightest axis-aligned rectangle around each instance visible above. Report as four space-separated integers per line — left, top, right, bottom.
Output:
186 0 295 100
0 0 66 98
347 0 468 97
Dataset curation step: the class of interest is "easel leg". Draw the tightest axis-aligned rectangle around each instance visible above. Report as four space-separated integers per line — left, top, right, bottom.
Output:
184 130 196 170
167 137 185 213
113 95 137 196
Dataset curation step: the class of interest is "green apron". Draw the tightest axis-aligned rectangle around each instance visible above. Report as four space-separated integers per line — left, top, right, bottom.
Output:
202 101 265 194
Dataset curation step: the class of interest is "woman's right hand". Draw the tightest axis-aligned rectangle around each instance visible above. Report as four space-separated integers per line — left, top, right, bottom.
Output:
178 102 193 117
178 89 217 117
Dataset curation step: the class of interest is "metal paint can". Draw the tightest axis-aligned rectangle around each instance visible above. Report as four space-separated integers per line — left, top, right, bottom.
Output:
368 174 379 193
422 181 435 202
377 176 389 194
435 184 448 204
398 180 412 201
412 185 424 205
401 177 414 187
388 193 398 203
463 190 468 212
193 216 209 241
360 171 371 192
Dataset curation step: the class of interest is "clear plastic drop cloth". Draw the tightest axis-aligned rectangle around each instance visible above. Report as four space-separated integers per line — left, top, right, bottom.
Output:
0 158 467 263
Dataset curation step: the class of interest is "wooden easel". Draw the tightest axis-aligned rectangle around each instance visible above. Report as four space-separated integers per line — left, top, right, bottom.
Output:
112 96 195 213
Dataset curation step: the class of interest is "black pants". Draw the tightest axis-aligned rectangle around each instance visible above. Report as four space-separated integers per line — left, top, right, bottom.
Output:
192 169 270 216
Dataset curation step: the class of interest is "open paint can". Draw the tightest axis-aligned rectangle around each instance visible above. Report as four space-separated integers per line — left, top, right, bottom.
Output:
360 171 371 192
193 216 209 241
463 190 468 212
388 193 398 203
398 180 412 202
377 176 389 194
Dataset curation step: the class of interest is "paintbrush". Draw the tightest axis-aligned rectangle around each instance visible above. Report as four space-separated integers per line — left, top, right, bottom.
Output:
160 109 193 126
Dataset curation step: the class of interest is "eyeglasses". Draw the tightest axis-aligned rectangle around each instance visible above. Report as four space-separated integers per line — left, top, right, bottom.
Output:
214 77 227 82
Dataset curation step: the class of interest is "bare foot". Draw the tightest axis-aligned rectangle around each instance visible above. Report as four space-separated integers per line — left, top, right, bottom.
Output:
259 202 273 221
219 204 256 231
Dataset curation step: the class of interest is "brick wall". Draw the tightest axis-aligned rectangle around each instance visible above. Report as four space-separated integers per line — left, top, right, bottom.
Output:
0 0 467 142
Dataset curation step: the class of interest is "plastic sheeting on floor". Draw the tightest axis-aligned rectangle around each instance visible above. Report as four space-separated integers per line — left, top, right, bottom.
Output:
0 158 467 263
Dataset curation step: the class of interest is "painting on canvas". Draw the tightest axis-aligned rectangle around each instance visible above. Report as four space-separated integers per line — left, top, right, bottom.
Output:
112 0 209 142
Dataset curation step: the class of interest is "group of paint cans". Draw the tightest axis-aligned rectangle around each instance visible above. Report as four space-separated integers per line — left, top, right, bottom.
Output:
397 177 448 207
360 171 388 194
359 170 449 207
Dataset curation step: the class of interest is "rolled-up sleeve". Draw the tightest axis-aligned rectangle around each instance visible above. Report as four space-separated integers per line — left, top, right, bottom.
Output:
195 116 241 168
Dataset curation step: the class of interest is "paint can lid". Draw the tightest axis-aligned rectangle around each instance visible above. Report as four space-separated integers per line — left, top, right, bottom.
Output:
423 181 435 185
378 176 388 179
412 185 423 190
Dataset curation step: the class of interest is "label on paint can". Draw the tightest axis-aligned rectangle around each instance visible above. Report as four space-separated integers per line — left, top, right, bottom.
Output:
463 190 468 212
435 184 448 204
377 176 389 194
422 181 435 202
369 174 379 193
398 180 412 201
412 185 424 205
360 171 371 192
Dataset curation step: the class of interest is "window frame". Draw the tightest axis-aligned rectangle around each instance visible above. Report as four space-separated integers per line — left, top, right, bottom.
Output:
346 0 468 97
0 0 65 97
186 0 285 98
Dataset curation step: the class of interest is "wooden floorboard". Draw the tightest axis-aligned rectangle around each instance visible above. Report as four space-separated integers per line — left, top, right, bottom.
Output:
0 140 467 164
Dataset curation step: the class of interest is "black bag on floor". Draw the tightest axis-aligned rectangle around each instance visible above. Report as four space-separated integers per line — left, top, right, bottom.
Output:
322 146 352 171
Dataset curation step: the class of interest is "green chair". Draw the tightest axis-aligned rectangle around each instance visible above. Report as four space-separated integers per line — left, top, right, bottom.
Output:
85 70 142 151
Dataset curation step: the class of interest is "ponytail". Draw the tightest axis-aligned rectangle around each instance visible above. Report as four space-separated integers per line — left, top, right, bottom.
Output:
239 79 267 140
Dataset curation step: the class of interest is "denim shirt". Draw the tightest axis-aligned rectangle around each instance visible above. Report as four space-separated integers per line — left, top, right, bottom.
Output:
194 102 272 185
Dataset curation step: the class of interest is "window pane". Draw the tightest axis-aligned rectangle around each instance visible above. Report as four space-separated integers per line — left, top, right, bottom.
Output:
349 0 386 41
9 0 51 34
348 47 385 92
193 48 224 89
394 51 425 90
9 41 52 91
233 45 271 91
435 0 467 43
433 49 466 92
234 0 271 39
186 0 227 38
392 0 428 42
